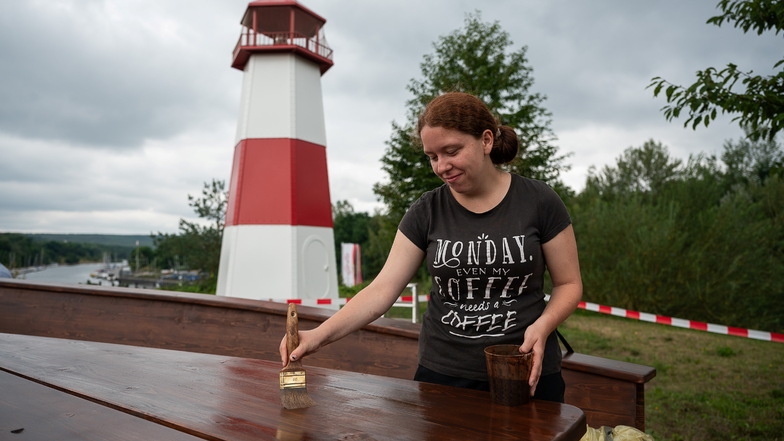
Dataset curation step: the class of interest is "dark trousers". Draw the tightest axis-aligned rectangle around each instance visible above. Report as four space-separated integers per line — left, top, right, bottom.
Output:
414 364 566 403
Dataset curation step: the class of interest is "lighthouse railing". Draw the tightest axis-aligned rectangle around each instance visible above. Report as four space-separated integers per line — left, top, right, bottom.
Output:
234 30 333 62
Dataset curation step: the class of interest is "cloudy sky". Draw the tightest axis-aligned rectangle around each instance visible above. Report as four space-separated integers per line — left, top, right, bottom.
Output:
0 0 779 235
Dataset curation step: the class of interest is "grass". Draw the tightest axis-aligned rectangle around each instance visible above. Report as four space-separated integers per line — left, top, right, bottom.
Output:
559 309 784 441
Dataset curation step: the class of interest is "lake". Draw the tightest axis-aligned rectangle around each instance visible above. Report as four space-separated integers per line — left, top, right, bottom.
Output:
19 262 124 286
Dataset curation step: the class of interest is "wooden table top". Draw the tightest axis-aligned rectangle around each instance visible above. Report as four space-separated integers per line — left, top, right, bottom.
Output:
0 333 586 441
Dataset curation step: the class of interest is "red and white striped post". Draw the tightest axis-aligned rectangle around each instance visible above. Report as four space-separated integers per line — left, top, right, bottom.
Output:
217 0 339 303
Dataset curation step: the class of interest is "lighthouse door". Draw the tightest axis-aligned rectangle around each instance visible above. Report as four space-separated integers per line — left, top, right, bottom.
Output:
301 235 331 299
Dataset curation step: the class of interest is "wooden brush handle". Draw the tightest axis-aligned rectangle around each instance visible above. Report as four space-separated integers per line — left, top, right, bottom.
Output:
286 303 299 356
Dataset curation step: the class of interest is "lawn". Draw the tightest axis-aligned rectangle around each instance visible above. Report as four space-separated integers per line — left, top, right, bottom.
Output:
559 309 784 441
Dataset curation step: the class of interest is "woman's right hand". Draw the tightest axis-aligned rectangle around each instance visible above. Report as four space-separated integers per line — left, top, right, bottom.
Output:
279 328 322 366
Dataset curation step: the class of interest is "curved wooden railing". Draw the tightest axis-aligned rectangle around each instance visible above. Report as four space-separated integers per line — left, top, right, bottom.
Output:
0 278 654 430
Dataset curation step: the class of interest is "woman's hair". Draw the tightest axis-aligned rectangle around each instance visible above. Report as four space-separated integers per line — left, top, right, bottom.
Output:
416 92 519 164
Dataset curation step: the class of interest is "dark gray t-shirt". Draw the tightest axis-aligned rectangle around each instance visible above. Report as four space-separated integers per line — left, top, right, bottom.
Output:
399 174 571 381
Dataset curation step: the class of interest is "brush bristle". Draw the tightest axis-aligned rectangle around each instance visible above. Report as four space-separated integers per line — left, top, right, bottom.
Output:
280 388 316 409
280 363 316 409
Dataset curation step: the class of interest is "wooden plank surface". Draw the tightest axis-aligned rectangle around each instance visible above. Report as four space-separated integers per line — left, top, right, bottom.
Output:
0 333 586 441
0 371 203 441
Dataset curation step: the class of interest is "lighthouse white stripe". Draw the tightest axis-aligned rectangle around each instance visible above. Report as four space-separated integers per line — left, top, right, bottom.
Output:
236 54 327 146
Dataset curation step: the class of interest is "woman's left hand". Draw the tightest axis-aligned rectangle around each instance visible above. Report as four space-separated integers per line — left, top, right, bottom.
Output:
522 225 583 396
519 321 549 396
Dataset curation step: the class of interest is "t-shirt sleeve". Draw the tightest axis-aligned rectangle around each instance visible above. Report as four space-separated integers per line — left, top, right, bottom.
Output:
537 182 572 244
398 193 431 251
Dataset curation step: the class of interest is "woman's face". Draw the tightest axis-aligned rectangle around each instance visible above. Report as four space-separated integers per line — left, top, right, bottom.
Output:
420 125 493 195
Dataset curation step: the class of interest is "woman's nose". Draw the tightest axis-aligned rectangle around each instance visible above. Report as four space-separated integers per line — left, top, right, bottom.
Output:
436 157 451 174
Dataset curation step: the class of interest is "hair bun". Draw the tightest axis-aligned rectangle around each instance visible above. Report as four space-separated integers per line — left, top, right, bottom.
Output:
490 125 519 165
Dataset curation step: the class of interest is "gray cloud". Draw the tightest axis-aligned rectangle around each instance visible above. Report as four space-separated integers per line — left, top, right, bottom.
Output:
0 1 238 148
0 0 779 234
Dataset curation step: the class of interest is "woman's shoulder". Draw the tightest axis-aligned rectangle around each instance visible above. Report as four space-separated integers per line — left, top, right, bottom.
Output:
509 174 567 210
510 174 557 194
399 184 449 250
409 184 449 210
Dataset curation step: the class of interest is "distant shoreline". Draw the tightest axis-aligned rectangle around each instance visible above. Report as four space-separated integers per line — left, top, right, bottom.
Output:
20 233 155 248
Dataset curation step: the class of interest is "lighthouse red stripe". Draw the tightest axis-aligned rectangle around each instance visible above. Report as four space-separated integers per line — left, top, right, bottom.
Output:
225 138 333 227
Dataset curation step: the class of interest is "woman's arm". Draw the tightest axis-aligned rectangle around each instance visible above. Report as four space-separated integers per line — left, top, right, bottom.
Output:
520 224 583 393
280 229 425 364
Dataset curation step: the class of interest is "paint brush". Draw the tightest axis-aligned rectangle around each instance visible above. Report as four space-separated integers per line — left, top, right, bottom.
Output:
280 303 316 409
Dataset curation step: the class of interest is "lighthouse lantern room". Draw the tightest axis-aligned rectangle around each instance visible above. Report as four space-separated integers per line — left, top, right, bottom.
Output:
217 0 339 303
231 1 333 73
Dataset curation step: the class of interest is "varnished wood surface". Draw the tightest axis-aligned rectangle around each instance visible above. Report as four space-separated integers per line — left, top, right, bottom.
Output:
561 352 655 383
0 278 655 430
0 371 203 441
0 333 586 441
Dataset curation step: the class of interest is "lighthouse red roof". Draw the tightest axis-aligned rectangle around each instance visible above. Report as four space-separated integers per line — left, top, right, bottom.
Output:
244 1 327 25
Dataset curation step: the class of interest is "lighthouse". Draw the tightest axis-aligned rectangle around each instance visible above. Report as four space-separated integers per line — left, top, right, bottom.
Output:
217 0 339 303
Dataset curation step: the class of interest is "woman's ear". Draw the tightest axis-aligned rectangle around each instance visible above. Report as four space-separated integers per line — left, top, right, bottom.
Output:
482 129 494 154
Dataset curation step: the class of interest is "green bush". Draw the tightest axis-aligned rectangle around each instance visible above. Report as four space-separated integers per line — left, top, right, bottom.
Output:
571 139 784 333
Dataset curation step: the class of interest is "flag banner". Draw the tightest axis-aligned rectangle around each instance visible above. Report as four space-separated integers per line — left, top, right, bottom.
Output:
340 243 362 287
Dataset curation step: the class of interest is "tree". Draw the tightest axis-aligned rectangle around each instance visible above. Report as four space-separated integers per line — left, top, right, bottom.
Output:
129 246 155 272
363 211 405 280
178 179 227 277
572 137 784 332
721 129 784 187
649 0 784 141
153 233 189 271
153 179 227 288
584 140 684 198
0 233 34 269
332 200 372 281
184 178 227 234
374 11 571 219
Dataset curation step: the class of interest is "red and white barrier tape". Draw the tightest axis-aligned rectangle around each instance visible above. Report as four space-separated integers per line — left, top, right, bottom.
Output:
576 299 784 343
268 295 783 343
274 298 350 305
270 295 428 306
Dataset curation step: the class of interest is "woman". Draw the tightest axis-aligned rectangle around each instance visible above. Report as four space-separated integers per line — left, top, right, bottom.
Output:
280 92 582 402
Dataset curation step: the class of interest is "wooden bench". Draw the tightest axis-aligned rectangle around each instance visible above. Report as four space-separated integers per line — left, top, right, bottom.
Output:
0 278 655 430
